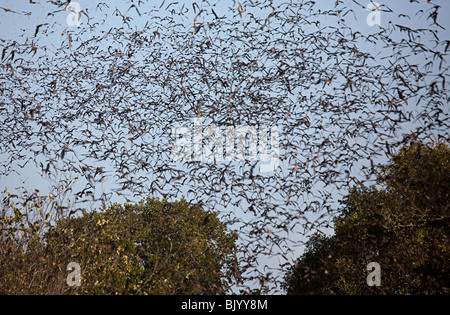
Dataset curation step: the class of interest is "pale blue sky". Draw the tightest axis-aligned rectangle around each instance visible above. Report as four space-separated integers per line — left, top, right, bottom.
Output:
1 0 448 292
1 0 448 202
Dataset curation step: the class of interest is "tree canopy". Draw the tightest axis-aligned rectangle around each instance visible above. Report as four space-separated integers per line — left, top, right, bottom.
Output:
283 141 450 294
0 197 238 294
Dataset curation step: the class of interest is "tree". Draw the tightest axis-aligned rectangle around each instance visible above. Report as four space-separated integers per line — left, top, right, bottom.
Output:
283 141 450 294
0 196 239 294
0 190 64 294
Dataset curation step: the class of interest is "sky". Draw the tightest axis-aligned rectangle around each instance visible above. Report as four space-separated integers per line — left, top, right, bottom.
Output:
0 0 449 292
1 0 448 203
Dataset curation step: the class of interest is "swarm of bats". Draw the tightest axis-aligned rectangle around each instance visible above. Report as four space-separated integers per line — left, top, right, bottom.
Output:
0 0 448 292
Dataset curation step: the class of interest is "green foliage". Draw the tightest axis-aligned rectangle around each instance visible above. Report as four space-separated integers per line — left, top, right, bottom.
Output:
0 196 238 294
284 141 450 294
0 190 65 294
